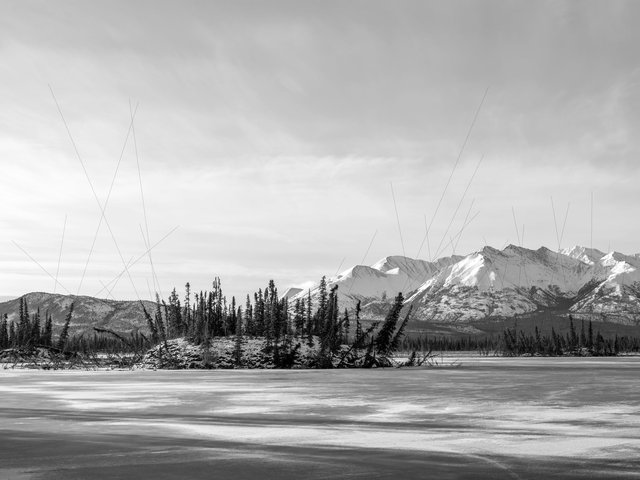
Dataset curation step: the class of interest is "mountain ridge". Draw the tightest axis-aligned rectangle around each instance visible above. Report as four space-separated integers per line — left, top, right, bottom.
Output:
290 245 640 326
2 244 639 338
0 292 155 335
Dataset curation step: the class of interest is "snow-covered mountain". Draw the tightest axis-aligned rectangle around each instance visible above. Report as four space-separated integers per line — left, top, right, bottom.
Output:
291 245 640 325
565 250 640 322
292 254 462 314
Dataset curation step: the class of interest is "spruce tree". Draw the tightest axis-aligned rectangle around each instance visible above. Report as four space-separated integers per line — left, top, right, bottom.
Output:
234 307 243 366
305 290 313 345
374 293 404 356
195 291 205 342
319 286 340 359
283 297 292 337
141 303 159 344
167 288 183 337
244 295 254 336
354 301 363 354
342 309 350 344
17 298 24 345
299 298 306 335
9 322 16 347
389 306 412 354
43 313 53 347
22 298 30 345
255 289 265 336
293 298 303 336
57 302 75 351
184 282 192 334
229 296 237 335
264 282 276 348
154 294 167 343
0 314 8 349
18 297 30 346
315 276 327 335
30 309 41 346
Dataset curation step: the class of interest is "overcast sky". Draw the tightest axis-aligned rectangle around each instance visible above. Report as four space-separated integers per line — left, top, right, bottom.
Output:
1 0 639 301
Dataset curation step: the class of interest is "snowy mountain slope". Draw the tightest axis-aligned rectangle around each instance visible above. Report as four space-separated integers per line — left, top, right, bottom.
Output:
404 245 595 321
290 245 640 325
568 250 640 321
280 287 303 300
292 255 461 312
409 245 591 294
561 246 606 266
370 255 462 280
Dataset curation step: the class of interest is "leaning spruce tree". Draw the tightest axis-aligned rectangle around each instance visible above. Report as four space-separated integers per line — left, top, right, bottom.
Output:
57 302 75 351
374 292 404 357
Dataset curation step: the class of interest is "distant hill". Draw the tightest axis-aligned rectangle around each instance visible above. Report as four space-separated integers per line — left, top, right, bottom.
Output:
0 292 156 335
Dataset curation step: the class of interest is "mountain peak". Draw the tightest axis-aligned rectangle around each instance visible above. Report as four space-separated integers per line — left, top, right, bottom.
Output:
371 255 421 272
280 287 303 300
503 243 523 252
561 245 606 265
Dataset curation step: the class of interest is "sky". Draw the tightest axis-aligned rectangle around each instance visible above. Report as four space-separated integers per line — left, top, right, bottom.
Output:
1 0 639 301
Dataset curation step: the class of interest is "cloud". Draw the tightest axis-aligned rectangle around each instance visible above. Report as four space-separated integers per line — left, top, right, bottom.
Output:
1 1 639 299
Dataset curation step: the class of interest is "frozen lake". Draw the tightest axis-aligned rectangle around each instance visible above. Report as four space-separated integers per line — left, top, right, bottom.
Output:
1 357 639 479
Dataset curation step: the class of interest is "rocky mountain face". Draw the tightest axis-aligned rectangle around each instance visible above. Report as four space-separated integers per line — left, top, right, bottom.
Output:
291 245 640 326
0 292 156 335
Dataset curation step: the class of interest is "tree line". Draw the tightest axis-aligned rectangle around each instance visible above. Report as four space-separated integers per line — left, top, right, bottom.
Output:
0 297 73 351
398 315 640 356
500 315 640 356
3 279 640 364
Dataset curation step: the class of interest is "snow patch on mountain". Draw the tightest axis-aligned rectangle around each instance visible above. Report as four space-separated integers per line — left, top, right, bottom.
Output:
561 245 606 266
280 287 303 300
